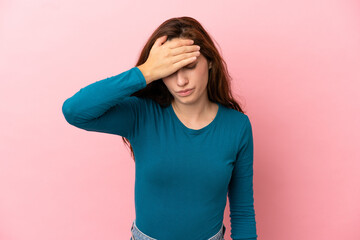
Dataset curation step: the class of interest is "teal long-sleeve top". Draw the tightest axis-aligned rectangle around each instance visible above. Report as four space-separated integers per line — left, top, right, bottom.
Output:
62 66 258 240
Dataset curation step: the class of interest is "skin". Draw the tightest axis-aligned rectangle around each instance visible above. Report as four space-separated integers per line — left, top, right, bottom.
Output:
162 44 218 130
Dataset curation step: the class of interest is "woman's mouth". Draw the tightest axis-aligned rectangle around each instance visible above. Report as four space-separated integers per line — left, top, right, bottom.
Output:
177 88 194 96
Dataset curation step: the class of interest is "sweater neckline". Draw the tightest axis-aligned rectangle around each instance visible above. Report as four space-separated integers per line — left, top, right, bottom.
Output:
169 102 222 135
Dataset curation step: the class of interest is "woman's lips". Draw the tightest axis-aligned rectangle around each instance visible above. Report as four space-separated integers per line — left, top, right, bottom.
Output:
177 88 194 96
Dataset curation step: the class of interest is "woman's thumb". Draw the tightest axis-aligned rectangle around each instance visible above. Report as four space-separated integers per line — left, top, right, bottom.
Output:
155 35 167 46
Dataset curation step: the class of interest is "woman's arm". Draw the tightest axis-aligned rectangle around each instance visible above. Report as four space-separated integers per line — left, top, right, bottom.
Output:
228 115 258 240
62 66 147 141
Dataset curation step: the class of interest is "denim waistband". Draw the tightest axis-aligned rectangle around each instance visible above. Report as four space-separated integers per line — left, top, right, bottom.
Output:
130 219 226 240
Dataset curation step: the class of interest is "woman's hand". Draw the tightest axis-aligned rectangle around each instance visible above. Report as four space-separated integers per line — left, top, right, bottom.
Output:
137 35 200 84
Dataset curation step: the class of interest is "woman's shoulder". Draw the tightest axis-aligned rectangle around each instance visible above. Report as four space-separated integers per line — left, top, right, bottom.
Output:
220 103 249 123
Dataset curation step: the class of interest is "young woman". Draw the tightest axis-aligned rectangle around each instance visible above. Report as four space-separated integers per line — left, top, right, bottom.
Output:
62 16 258 240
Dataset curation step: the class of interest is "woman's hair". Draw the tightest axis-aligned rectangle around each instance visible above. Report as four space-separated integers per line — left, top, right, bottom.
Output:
122 16 246 161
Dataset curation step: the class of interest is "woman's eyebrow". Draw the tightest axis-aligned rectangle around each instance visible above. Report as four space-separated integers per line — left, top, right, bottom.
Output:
185 61 198 67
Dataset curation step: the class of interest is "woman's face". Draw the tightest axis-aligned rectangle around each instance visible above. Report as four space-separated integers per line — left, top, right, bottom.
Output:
162 53 212 105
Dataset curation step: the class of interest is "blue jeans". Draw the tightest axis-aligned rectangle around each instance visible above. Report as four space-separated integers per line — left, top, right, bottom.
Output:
130 219 226 240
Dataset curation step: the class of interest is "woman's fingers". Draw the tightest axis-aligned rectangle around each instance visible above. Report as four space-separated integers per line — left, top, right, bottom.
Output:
170 44 200 57
171 49 200 65
167 38 194 49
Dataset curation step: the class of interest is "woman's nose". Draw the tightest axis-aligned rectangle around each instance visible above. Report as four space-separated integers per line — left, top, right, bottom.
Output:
175 71 189 85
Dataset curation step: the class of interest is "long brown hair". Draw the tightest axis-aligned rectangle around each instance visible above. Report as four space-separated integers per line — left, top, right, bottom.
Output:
122 16 246 161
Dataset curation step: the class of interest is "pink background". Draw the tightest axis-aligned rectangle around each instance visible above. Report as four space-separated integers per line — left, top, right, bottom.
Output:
1 0 359 239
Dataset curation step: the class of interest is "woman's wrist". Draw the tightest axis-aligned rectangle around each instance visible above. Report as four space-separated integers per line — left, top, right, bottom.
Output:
137 64 154 85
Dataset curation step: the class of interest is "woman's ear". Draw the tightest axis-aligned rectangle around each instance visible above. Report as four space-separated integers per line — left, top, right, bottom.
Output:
209 62 212 69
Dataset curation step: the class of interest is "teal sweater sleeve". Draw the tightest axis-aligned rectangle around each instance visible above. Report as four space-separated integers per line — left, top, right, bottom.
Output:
228 116 258 240
62 67 147 141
